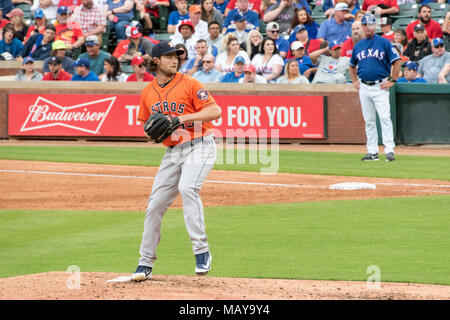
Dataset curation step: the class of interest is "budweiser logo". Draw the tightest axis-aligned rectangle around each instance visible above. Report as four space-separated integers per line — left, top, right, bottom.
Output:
20 96 116 134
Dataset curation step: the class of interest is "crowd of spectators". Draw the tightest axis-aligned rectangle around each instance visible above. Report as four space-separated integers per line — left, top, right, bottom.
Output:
0 0 448 83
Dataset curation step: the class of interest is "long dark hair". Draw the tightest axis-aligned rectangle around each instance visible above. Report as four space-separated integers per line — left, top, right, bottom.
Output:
261 37 279 56
104 56 122 81
291 8 313 28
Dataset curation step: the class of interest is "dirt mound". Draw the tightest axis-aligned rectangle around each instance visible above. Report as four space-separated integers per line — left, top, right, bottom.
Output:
0 272 449 300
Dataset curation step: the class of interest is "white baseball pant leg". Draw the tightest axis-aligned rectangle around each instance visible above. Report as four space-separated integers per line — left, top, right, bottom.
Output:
359 83 395 155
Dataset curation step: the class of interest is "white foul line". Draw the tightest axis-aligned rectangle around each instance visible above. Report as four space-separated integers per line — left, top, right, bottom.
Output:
1 169 450 191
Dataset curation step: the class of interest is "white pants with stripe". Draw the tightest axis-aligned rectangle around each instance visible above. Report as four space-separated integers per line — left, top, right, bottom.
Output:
359 82 395 155
138 134 216 268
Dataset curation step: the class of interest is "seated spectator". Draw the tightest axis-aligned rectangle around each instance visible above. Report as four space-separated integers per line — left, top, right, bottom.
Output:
289 25 322 57
100 55 128 81
220 55 245 82
392 42 408 62
184 39 209 76
277 59 309 84
104 0 134 43
225 0 261 17
24 8 47 43
244 29 262 59
397 61 427 83
214 0 229 16
251 37 284 82
263 0 311 34
31 0 58 20
239 63 266 83
167 0 189 34
341 20 364 58
393 28 407 52
6 8 28 42
344 0 361 18
54 6 85 52
171 19 197 58
380 17 394 42
226 12 252 46
405 4 443 42
443 11 449 51
71 57 99 80
22 23 55 60
173 5 209 41
362 0 399 17
259 0 276 19
43 40 75 74
418 38 450 84
404 24 432 63
201 0 223 29
0 24 23 59
215 33 250 73
265 21 290 58
0 7 11 38
175 42 191 73
126 55 155 81
193 53 223 82
317 3 352 45
10 1 31 22
288 7 319 41
206 21 224 53
14 56 43 80
42 55 72 80
78 34 110 75
310 41 350 83
70 0 106 39
117 26 154 72
222 0 259 34
137 0 170 35
289 41 315 79
323 0 360 18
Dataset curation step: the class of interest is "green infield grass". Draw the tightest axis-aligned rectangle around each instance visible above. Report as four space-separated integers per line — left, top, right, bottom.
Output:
1 196 449 285
0 145 449 180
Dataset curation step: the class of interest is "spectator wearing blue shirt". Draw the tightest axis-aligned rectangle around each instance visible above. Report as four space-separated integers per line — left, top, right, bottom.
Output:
222 0 259 33
167 0 190 33
290 41 315 79
397 61 427 83
317 2 352 45
213 0 229 15
104 0 134 43
263 0 311 34
288 8 320 42
193 53 223 82
71 58 100 81
266 21 290 58
323 0 360 18
221 55 245 82
0 24 23 59
21 24 55 61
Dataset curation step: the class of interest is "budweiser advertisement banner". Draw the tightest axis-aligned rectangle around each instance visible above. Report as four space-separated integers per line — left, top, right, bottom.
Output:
8 94 326 139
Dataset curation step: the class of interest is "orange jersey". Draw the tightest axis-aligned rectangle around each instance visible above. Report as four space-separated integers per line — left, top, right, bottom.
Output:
137 72 217 147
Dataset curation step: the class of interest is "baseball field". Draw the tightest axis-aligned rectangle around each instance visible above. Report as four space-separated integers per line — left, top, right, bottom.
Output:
0 140 449 300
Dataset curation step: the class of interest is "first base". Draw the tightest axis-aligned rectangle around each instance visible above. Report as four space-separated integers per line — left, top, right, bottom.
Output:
329 182 376 190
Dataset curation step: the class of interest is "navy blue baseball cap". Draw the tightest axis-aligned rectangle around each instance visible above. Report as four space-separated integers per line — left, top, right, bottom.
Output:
34 8 45 19
361 14 376 25
57 6 69 15
404 61 418 71
235 12 246 22
151 41 185 58
75 58 90 68
23 56 34 64
294 25 307 33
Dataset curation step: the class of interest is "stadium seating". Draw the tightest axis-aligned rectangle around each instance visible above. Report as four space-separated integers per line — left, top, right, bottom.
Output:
391 3 419 20
311 5 325 19
428 3 449 18
392 17 416 31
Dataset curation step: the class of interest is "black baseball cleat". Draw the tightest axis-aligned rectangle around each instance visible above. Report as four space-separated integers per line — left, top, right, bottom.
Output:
386 152 395 162
361 153 379 161
195 251 212 275
131 265 152 281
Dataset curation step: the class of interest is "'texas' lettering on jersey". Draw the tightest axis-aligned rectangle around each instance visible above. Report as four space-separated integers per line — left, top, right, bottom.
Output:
355 49 387 61
150 101 185 114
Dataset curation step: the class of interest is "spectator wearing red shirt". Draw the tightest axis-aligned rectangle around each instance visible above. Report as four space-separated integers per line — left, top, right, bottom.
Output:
288 25 322 58
405 4 443 42
225 0 261 16
362 0 399 17
126 55 154 81
42 56 72 80
380 17 395 42
24 8 47 43
54 6 85 51
137 0 170 33
341 20 364 58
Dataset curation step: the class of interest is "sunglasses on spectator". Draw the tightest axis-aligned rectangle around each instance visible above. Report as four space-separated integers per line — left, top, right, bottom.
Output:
434 44 444 49
269 30 279 33
138 63 146 68
202 60 214 63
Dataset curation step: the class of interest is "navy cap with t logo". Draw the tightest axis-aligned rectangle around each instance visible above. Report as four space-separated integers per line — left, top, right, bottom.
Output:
151 41 185 58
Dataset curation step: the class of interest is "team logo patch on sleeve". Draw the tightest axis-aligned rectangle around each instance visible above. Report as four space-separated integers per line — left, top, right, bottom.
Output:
197 89 209 100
